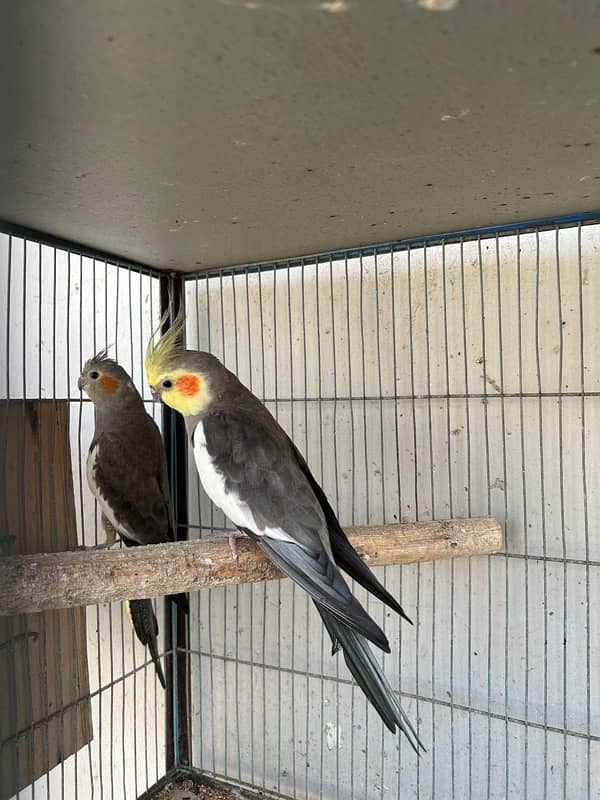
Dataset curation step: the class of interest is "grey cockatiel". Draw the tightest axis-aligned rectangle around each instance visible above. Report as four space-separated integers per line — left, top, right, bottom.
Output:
145 313 423 753
78 350 188 689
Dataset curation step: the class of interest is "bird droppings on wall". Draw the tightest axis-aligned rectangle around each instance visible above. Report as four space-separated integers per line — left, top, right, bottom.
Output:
319 0 350 12
418 0 459 11
325 722 340 751
440 108 471 121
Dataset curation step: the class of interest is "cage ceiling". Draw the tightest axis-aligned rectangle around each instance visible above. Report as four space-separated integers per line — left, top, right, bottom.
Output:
1 0 599 271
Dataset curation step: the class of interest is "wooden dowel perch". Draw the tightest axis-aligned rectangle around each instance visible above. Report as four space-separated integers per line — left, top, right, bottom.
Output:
0 517 502 615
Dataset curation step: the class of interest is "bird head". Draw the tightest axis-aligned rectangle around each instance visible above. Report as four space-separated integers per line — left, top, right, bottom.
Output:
145 309 213 417
78 350 139 407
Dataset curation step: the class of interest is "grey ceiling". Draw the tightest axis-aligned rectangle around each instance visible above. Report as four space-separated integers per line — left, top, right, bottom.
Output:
1 0 599 271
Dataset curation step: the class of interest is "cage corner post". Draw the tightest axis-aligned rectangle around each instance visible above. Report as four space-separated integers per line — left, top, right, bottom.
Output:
160 272 191 770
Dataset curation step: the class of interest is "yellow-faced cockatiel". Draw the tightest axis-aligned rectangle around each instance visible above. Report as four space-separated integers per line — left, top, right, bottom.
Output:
79 351 188 688
145 313 423 753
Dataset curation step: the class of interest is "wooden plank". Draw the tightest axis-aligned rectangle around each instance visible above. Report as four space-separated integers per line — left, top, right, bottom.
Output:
0 401 91 800
0 516 503 615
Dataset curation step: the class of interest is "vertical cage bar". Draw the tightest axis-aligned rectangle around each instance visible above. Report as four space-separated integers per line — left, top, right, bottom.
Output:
160 274 190 770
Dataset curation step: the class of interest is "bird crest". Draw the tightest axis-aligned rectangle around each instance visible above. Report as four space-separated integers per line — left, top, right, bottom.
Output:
83 347 117 373
145 307 185 385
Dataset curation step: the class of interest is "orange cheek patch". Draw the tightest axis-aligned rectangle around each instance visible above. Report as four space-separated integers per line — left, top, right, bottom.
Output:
99 374 120 394
176 374 201 397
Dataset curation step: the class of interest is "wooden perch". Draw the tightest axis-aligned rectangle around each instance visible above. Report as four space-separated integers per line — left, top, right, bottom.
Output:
0 517 502 615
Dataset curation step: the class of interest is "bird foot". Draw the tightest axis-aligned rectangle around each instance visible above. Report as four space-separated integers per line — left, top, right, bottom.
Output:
74 542 111 551
74 537 119 551
228 531 247 562
201 529 247 561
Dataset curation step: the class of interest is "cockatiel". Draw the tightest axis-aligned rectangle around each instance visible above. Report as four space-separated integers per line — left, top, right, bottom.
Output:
145 313 423 753
78 351 188 689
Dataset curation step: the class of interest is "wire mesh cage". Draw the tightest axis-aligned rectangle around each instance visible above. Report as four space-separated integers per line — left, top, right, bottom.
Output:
0 237 167 800
0 216 598 800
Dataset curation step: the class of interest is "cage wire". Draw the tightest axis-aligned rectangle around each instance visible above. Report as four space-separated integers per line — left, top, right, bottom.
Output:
0 215 599 800
0 234 168 800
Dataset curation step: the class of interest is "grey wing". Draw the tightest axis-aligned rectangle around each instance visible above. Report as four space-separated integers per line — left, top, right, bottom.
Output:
288 438 412 623
88 430 171 546
203 408 389 652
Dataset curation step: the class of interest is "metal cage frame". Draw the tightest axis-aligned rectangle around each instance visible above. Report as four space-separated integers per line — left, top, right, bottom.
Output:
1 208 599 800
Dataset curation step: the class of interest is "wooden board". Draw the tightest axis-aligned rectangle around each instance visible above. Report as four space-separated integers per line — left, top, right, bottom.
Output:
0 401 91 800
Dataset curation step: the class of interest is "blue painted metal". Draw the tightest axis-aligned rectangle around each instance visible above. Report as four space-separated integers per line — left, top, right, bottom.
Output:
198 210 600 278
2 210 599 279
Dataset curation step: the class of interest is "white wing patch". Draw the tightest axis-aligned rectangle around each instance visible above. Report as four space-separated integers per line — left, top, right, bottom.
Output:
192 422 294 543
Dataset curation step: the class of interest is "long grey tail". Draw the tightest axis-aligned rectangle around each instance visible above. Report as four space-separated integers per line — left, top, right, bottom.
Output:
316 603 424 754
126 599 167 689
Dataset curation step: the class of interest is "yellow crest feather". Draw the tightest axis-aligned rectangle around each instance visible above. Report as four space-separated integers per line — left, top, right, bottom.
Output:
145 307 186 384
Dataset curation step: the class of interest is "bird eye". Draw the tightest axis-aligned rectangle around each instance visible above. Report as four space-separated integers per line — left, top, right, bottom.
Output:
161 378 173 389
89 370 100 380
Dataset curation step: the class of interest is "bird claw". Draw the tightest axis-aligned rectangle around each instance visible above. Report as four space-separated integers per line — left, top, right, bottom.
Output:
201 529 247 561
228 531 247 562
74 541 114 551
229 533 240 562
75 528 120 551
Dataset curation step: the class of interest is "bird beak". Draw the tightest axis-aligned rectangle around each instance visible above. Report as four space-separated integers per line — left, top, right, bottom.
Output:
150 386 161 402
77 376 86 391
